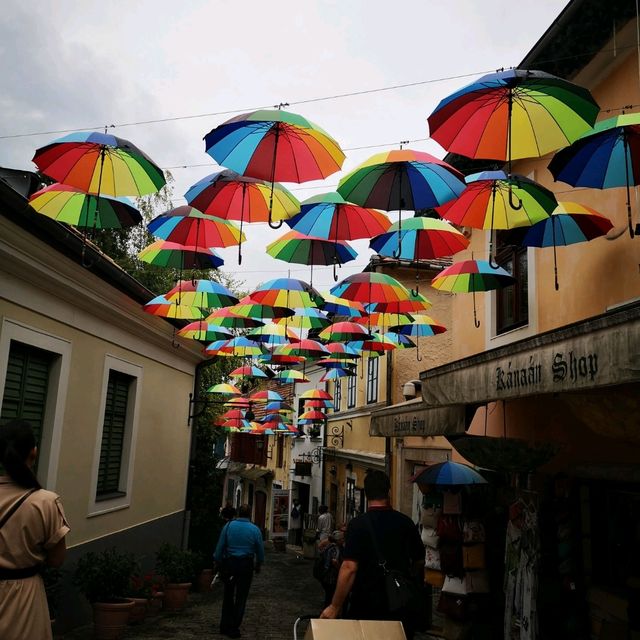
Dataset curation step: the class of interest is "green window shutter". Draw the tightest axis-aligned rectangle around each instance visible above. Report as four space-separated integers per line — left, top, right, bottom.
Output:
97 371 131 497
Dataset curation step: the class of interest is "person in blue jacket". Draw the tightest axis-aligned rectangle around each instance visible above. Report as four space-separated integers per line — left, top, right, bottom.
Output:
214 503 264 638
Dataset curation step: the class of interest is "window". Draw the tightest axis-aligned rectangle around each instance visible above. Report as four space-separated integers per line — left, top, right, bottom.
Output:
366 357 379 404
96 370 133 498
347 375 356 409
333 380 342 413
276 434 284 468
496 230 529 334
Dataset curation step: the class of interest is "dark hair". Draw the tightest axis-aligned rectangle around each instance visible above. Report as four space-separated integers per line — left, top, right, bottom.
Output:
364 469 390 501
238 504 252 519
0 419 41 490
319 505 328 514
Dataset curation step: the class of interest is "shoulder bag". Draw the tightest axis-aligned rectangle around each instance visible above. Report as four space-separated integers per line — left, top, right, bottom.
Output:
0 488 37 530
0 488 40 580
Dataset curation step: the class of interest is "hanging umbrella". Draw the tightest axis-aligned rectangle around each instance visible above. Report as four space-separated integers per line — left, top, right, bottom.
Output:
427 68 599 176
325 343 362 360
177 321 233 341
266 230 358 287
227 296 295 320
365 290 432 315
273 306 330 331
165 279 239 309
204 108 345 227
287 192 391 279
203 339 233 357
320 368 352 382
300 389 333 401
249 277 324 309
247 323 299 347
184 169 300 262
392 315 447 361
431 259 515 328
369 216 469 293
272 369 310 384
382 331 416 349
230 365 268 378
33 131 166 197
411 461 487 486
318 321 373 342
298 410 327 422
320 293 367 318
303 398 334 409
548 112 640 238
355 312 413 330
208 336 266 358
28 183 142 229
522 202 613 289
265 400 294 412
205 306 265 329
143 295 204 320
316 357 357 369
250 390 284 402
274 339 329 360
348 333 398 355
337 149 466 257
330 272 413 311
437 170 556 265
206 383 242 395
258 352 306 366
138 240 224 270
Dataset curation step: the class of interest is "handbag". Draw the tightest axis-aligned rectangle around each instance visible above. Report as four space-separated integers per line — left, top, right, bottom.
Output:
421 526 439 548
462 521 485 544
442 575 467 595
424 546 441 570
462 543 485 570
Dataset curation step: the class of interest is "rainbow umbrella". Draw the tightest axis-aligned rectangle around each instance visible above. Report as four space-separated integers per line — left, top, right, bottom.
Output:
411 461 487 486
548 113 640 238
273 306 330 331
28 183 142 229
247 323 299 347
431 259 515 328
392 315 447 360
318 321 373 342
337 149 465 257
32 131 166 197
383 331 416 349
274 339 329 360
206 383 242 395
184 169 300 262
273 369 310 384
303 398 334 410
205 306 265 329
258 353 306 366
300 389 333 401
325 343 361 360
298 410 327 422
437 170 556 265
265 400 294 411
522 202 613 289
138 240 224 270
320 368 352 382
330 272 413 311
250 390 284 402
209 337 266 358
287 192 391 280
317 358 357 370
228 296 294 320
203 339 232 357
230 365 268 378
348 333 397 355
320 293 367 318
266 230 357 288
177 321 233 341
364 290 432 315
249 277 324 309
428 68 599 175
204 108 345 228
225 397 252 408
143 295 204 320
165 279 238 309
355 312 413 330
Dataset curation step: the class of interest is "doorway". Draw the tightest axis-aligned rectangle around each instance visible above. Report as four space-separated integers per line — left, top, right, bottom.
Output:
254 490 267 538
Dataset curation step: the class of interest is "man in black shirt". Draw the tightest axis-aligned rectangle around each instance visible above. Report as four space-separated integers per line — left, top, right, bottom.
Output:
320 470 425 638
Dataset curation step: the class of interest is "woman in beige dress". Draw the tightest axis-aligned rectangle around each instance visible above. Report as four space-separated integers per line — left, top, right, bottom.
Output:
0 419 70 640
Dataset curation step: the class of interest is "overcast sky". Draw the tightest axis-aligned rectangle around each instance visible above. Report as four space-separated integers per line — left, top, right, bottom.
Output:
0 0 569 291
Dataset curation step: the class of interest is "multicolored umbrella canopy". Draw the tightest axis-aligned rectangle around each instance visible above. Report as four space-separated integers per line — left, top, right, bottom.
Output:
138 240 224 270
258 353 306 366
383 331 416 349
393 315 447 337
317 357 357 370
348 332 398 355
165 279 239 308
522 202 613 289
28 183 142 229
330 272 413 310
266 230 358 287
209 336 266 358
204 109 345 227
431 259 515 327
143 295 205 320
249 277 324 309
32 131 166 197
250 390 284 402
320 368 352 382
227 296 295 320
247 323 299 347
147 206 245 249
205 306 265 329
411 461 487 486
206 383 242 395
230 365 268 378
365 290 432 314
356 312 413 330
184 169 300 262
319 321 373 342
272 369 310 384
428 68 599 171
177 321 233 341
274 339 329 359
320 293 367 318
300 389 333 400
548 113 640 237
298 410 328 422
437 170 556 264
325 342 361 360
273 306 330 330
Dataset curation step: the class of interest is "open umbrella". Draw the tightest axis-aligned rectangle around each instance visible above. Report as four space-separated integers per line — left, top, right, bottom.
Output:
318 321 373 342
250 390 284 402
266 230 358 287
165 279 238 309
208 336 266 358
431 259 515 327
330 272 413 311
428 68 599 176
300 389 333 401
247 323 299 347
227 296 295 321
29 183 142 229
177 321 233 342
320 293 367 318
548 112 640 238
337 149 465 257
273 306 330 331
272 369 310 384
138 240 224 270
143 295 205 320
204 108 345 228
184 169 300 262
230 365 268 379
206 383 242 395
411 461 487 486
249 277 324 309
437 170 556 265
205 306 265 329
522 202 613 289
287 192 391 279
392 315 447 361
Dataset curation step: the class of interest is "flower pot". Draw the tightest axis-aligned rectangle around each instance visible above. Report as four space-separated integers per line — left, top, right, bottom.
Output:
92 600 134 640
197 569 213 592
162 583 191 611
127 597 149 624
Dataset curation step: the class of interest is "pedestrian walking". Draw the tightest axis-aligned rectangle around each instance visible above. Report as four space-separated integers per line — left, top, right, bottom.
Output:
213 503 264 639
313 529 344 607
220 502 237 523
319 469 425 639
0 419 70 640
289 499 303 546
316 505 333 542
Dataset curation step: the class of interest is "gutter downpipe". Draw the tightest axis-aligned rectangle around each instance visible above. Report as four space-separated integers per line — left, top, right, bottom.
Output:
385 349 393 478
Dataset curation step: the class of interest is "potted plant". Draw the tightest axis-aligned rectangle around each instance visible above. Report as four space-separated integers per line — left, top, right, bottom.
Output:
74 548 137 640
192 551 214 593
155 543 196 612
126 572 157 624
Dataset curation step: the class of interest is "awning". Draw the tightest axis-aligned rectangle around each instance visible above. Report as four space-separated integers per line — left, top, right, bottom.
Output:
370 399 467 437
226 461 273 481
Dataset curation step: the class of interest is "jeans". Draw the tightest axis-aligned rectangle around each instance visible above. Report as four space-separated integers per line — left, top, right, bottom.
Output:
220 556 254 633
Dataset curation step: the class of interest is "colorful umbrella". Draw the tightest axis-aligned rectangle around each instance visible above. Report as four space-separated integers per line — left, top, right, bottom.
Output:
355 312 413 330
28 183 142 229
287 192 391 279
318 321 373 342
230 365 268 379
411 461 487 486
330 272 413 310
382 331 416 349
265 400 294 412
247 323 299 347
227 296 295 320
428 68 599 174
320 293 367 318
32 131 166 197
300 389 333 401
324 343 361 360
258 353 306 366
184 169 300 262
303 398 334 409
274 339 329 359
273 369 310 384
209 336 266 358
249 277 324 309
522 202 613 289
364 290 432 314
431 259 515 327
266 230 358 287
273 306 330 330
206 383 242 395
548 112 640 238
177 321 233 341
165 279 239 309
316 358 357 370
437 170 556 264
143 295 205 320
205 306 265 329
319 368 352 382
392 314 446 360
250 390 284 402
138 240 224 270
204 108 345 227
298 410 327 422
337 149 465 257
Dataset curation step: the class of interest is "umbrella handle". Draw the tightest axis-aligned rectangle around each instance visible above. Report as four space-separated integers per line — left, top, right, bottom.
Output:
333 260 339 282
508 186 522 210
268 216 284 230
473 289 481 328
416 339 422 362
171 327 181 350
411 285 419 296
81 239 94 268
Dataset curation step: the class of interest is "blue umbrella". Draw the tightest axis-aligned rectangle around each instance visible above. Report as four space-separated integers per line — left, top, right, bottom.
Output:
411 461 487 486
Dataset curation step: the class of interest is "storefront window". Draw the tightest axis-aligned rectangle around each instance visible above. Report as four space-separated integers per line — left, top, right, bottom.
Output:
496 230 528 334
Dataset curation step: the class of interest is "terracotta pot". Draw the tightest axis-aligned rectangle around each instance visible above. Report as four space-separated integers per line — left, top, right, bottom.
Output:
92 600 134 640
197 569 213 592
127 597 149 624
162 583 191 611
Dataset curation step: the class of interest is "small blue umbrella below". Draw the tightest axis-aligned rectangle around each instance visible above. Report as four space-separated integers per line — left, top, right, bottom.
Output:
410 461 487 486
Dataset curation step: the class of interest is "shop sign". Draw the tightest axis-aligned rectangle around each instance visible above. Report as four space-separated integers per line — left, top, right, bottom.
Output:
370 404 466 437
